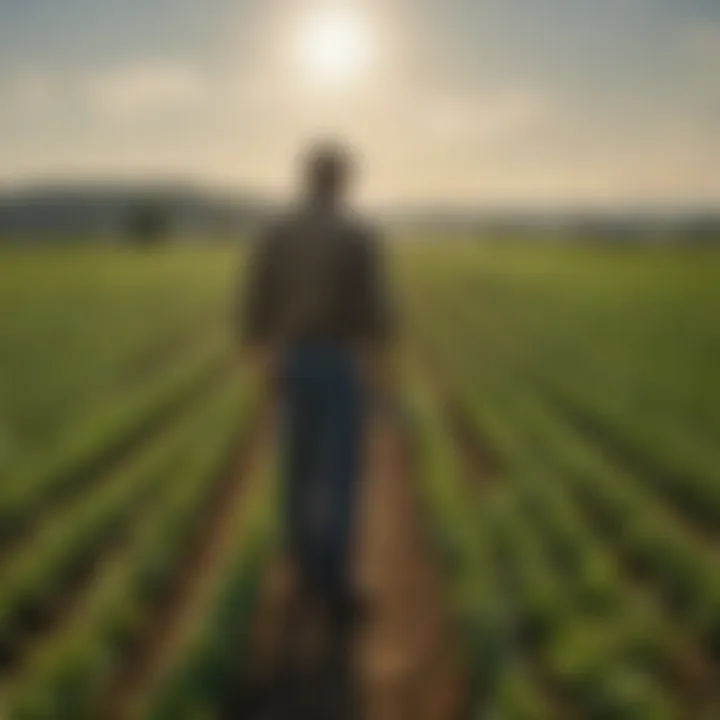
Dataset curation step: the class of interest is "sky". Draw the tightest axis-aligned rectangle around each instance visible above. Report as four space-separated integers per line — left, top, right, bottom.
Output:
0 0 719 208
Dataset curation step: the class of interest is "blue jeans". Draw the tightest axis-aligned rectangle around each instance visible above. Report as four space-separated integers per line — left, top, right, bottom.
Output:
281 346 364 600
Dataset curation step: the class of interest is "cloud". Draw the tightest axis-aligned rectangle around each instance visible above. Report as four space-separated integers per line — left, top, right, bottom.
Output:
2 67 58 115
1 33 718 207
86 63 205 119
683 21 720 104
686 21 720 66
413 87 548 147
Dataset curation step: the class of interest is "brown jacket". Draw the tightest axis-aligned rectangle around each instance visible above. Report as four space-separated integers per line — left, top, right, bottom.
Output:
241 206 393 348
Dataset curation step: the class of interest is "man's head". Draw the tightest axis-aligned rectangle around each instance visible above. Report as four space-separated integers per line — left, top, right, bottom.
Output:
303 140 355 207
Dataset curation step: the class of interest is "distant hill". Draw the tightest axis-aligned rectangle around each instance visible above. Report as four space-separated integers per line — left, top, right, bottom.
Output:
0 183 274 242
0 183 718 243
383 206 720 243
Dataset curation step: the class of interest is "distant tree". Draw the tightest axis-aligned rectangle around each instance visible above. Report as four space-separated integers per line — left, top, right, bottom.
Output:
127 202 170 246
684 217 720 245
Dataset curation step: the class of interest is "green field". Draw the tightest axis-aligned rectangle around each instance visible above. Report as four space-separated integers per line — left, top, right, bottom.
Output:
401 243 720 719
0 242 718 718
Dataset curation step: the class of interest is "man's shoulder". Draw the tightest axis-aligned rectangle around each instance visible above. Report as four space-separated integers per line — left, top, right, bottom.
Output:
261 207 381 246
261 211 297 241
340 211 381 245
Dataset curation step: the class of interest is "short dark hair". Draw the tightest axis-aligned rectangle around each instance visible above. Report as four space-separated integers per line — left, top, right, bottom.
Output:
304 140 354 194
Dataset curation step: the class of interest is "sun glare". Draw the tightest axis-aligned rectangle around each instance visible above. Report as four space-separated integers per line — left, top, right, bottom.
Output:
296 7 374 88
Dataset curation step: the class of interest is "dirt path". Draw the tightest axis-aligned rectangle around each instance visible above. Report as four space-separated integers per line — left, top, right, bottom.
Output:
249 409 466 720
355 411 465 720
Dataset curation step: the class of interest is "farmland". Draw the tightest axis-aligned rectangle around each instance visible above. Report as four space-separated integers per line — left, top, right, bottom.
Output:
0 241 719 719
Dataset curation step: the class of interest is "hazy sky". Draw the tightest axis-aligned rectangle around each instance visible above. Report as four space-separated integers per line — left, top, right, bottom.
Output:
1 0 719 207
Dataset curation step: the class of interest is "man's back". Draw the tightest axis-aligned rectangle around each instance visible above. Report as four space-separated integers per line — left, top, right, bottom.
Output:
244 206 391 349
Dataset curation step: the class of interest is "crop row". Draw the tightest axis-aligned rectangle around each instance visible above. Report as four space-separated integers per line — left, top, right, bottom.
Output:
531 369 720 535
143 473 276 719
414 369 703 718
469 383 710 698
400 245 720 535
0 340 228 548
409 373 556 720
0 248 234 468
409 285 719 660
494 379 719 658
0 373 258 719
0 373 244 666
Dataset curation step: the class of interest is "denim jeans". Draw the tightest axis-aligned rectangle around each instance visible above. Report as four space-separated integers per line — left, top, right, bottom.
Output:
281 345 364 600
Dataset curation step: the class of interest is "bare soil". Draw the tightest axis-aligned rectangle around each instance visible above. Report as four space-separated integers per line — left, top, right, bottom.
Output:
247 408 467 720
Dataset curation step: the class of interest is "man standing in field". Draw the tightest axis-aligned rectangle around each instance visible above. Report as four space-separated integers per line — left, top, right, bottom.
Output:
241 141 394 711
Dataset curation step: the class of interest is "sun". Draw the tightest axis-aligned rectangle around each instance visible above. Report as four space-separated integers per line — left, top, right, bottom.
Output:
296 7 375 88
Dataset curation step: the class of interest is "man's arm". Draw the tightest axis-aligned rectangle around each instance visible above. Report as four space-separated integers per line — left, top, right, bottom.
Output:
354 229 397 397
238 228 281 393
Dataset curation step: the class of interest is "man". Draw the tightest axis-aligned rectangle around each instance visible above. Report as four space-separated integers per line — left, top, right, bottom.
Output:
241 141 394 691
